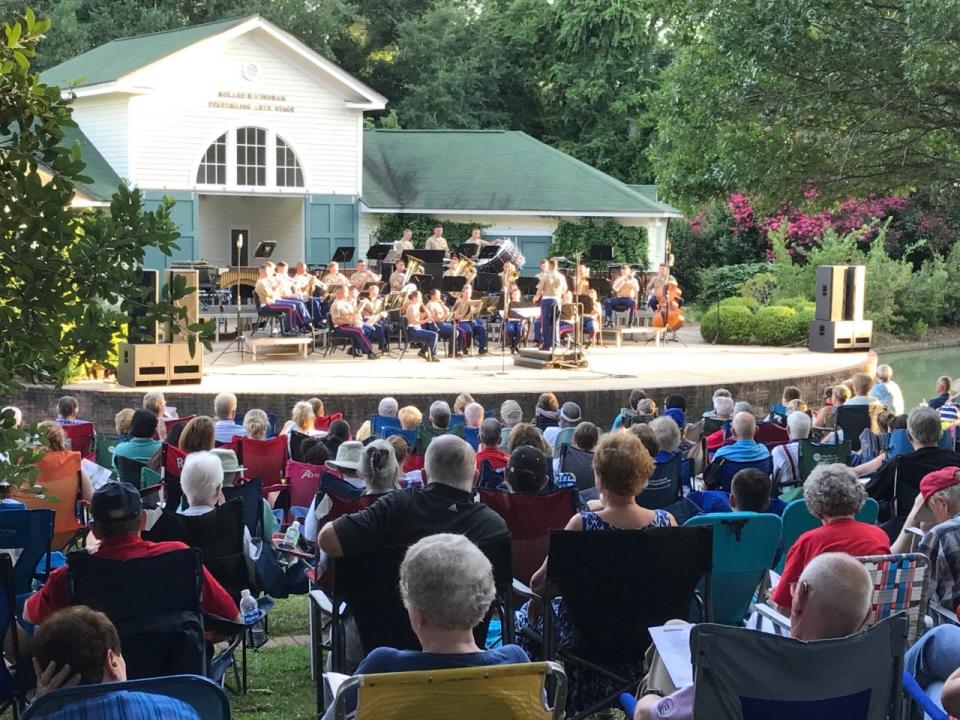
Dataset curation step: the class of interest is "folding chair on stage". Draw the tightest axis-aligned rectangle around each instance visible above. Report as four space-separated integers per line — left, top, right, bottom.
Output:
689 614 908 719
521 527 712 719
22 675 230 720
331 662 567 720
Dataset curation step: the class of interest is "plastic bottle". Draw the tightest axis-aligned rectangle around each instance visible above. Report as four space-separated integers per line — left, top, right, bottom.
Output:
239 589 259 625
283 520 301 548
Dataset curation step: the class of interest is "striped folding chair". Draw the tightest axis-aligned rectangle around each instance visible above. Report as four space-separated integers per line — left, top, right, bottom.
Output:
858 553 931 645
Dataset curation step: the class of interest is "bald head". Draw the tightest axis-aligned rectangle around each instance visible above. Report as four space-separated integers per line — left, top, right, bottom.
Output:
424 435 476 492
791 553 871 641
731 411 756 441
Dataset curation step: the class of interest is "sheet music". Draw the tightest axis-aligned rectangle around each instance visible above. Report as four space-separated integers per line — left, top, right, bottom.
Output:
649 623 694 688
324 672 351 700
82 458 113 491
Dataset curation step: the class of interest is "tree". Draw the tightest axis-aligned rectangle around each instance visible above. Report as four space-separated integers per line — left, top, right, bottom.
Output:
650 0 960 207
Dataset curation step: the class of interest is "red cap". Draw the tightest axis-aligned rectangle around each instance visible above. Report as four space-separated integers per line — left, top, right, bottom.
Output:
920 467 960 503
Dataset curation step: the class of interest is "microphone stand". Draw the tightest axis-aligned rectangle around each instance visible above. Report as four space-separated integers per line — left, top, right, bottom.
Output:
212 234 249 364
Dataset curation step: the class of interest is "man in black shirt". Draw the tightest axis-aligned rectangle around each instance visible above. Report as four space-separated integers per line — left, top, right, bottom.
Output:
318 434 507 556
868 406 960 539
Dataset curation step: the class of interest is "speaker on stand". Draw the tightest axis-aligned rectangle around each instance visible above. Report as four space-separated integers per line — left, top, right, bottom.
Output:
808 264 872 352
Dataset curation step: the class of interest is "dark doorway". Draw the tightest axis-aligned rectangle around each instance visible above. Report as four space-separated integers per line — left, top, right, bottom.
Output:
231 229 249 266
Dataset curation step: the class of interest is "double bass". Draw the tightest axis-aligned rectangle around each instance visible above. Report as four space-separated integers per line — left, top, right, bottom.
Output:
652 278 684 331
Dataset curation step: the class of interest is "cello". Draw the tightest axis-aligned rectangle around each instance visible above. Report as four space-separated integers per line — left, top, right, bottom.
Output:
652 278 684 331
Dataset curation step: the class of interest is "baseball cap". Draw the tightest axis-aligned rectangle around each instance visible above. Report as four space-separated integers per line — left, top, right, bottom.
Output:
91 482 143 523
507 446 549 488
921 466 960 503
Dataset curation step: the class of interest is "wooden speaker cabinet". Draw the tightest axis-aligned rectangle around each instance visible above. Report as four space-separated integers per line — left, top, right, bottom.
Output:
168 342 204 384
116 342 168 386
808 320 873 353
814 265 847 321
164 269 200 343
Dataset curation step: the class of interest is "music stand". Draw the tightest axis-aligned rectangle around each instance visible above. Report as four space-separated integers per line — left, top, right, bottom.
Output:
254 241 276 260
332 246 355 265
405 249 445 265
473 272 501 294
441 276 467 294
516 277 538 296
213 233 252 366
411 274 434 292
478 245 499 261
366 243 391 276
589 244 614 261
459 242 479 259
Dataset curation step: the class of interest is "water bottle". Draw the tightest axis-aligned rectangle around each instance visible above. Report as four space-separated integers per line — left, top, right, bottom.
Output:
283 520 301 548
239 589 259 625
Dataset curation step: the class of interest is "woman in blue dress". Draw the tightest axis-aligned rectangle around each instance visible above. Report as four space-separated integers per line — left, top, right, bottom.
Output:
515 431 676 714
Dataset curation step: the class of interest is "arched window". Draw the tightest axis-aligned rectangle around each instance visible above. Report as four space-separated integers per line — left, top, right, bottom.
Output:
196 132 226 184
276 136 304 187
236 127 266 186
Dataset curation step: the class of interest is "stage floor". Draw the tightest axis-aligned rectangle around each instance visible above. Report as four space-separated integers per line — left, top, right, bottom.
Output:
67 326 872 397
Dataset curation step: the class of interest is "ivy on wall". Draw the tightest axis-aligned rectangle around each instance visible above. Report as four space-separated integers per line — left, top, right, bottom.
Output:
373 214 489 249
549 218 649 268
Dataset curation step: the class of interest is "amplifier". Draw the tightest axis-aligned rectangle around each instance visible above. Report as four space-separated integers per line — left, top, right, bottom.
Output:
808 320 873 353
168 343 203 384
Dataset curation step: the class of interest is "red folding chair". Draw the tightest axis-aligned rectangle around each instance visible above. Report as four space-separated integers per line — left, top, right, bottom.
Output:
160 443 188 510
478 488 579 586
165 415 195 435
755 421 790 451
314 413 343 432
283 461 325 523
238 436 288 491
62 422 96 462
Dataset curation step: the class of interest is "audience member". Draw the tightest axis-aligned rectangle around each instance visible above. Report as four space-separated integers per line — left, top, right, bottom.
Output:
636 553 872 720
429 400 452 429
463 402 485 430
212 447 277 541
453 393 475 416
309 397 326 418
637 398 658 417
544 402 581 446
212 392 245 443
113 408 134 441
845 372 880 407
712 396 734 422
176 416 214 454
572 422 599 453
476 419 510 471
730 468 774 513
386 435 421 489
36 422 94 502
771 464 889 611
771 411 812 489
650 416 681 462
534 393 559 430
31 606 201 718
111 410 161 470
712 412 771 464
505 447 550 494
24 482 238 625
355 397 399 440
283 401 320 439
243 409 270 440
500 400 522 429
702 388 732 418
323 419 351 456
300 436 331 467
54 396 82 425
628 423 660 459
930 376 953 410
663 394 686 412
507 423 550 456
612 388 648 429
398 405 422 430
871 364 905 414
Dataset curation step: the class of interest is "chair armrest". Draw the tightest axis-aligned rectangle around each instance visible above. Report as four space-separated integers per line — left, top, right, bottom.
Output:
753 602 791 631
931 602 960 627
204 612 248 636
262 483 288 495
309 588 346 616
512 578 541 601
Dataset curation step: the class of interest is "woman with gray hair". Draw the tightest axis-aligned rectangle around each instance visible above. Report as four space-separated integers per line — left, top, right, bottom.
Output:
769 463 889 611
326 534 528 718
359 439 399 494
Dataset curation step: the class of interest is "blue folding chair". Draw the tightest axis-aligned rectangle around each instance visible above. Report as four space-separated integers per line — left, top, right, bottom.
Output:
886 428 913 459
636 453 682 510
22 674 230 720
705 456 773 493
222 477 265 540
775 497 880 573
371 414 401 437
449 414 467 429
0 508 55 611
903 670 949 720
0 555 26 715
383 427 418 449
463 426 479 450
685 512 782 625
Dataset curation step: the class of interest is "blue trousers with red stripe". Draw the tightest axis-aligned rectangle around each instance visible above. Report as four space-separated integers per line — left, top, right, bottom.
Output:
333 325 373 354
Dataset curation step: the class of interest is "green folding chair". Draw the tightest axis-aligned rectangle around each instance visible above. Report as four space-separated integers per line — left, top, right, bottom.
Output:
798 439 851 481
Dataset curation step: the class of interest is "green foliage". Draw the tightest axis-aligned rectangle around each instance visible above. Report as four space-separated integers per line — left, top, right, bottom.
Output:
550 218 648 267
699 303 755 345
942 242 960 325
696 263 770 307
754 306 801 346
372 214 485 249
740 273 777 307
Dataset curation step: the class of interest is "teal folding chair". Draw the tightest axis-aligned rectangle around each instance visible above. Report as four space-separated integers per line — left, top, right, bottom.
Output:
685 512 782 625
552 427 575 454
776 497 880 573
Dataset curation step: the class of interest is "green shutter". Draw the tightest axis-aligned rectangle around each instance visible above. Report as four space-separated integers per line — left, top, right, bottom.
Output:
305 195 358 264
142 190 198 270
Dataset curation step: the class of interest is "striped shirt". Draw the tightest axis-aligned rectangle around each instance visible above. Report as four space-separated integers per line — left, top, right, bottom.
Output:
42 690 199 720
919 514 960 609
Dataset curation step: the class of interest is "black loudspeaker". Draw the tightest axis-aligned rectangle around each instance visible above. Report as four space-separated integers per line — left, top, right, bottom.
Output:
164 269 199 343
843 265 865 321
129 270 160 344
815 265 846 321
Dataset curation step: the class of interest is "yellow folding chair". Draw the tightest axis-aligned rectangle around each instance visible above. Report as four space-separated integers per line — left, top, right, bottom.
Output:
333 662 566 720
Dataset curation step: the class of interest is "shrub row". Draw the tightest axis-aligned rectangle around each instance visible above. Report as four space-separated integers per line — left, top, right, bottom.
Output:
698 298 813 346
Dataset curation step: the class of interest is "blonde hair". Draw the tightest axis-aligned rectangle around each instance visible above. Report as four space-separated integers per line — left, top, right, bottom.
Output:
38 421 68 452
114 408 135 436
292 401 314 432
398 406 422 430
593 432 654 497
507 423 550 455
243 409 269 439
832 385 851 404
453 393 475 415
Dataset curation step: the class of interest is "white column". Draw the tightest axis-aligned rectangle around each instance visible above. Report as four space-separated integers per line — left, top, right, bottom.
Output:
647 219 668 270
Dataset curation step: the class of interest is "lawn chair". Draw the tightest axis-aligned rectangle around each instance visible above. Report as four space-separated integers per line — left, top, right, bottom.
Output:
754 421 789 451
235 410 279 438
237 436 288 488
383 427 418 449
282 461 325 525
797 439 851 481
886 428 913 459
463 426 480 450
371 414 402 438
529 527 713 719
552 427 575 455
689 614 908 719
478 488 579 587
556 444 594 494
115 455 148 487
449 414 467 429
703 416 726 436
289 430 311 463
636 452 682 509
704 456 773 493
160 442 188 511
331 662 567 720
0 555 27 716
68 548 206 680
775 497 880 573
315 413 343 433
415 425 464 455
94 433 120 474
685 512 782 625
15 451 85 550
21 674 230 720
61 422 96 462
0 508 54 609
164 415 195 438
835 404 873 451
222 477 265 540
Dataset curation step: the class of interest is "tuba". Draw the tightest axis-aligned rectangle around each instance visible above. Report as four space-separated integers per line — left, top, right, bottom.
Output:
448 256 476 278
401 257 425 288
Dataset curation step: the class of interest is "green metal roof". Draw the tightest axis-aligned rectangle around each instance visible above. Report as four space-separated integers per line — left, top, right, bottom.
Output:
59 124 123 201
40 16 249 89
362 130 681 216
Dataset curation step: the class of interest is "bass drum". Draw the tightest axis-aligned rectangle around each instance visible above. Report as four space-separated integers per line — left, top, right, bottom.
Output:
477 239 525 274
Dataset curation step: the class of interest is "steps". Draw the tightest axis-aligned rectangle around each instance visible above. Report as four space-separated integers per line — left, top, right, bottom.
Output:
514 347 587 369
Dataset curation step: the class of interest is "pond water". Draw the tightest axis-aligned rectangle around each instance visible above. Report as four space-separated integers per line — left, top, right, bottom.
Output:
880 345 960 409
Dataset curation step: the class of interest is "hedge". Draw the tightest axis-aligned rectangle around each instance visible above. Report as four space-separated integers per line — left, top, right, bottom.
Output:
754 306 800 345
699 304 755 344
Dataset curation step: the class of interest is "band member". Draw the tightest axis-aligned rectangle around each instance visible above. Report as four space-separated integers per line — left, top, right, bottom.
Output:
388 260 407 293
604 264 640 325
452 285 488 355
555 290 597 345
329 285 378 359
425 224 449 254
266 261 315 331
533 257 566 351
501 261 518 295
293 262 318 297
358 285 392 353
278 261 325 325
321 261 350 290
350 259 380 290
387 228 415 264
425 288 465 354
502 285 525 354
575 264 591 295
645 263 676 310
584 288 601 345
253 265 307 334
402 290 439 362
463 227 489 251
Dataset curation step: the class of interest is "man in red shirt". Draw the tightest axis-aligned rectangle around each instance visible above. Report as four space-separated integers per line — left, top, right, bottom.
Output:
25 482 239 625
475 418 510 471
771 464 889 611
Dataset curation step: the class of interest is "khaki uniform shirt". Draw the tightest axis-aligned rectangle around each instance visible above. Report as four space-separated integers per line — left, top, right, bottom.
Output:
614 276 640 299
322 272 350 289
254 277 276 306
426 300 450 322
646 274 677 295
537 271 566 299
388 270 407 292
351 269 380 290
329 299 359 327
425 236 449 252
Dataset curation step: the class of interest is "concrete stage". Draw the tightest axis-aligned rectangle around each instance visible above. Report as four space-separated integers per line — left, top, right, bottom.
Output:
11 326 874 431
